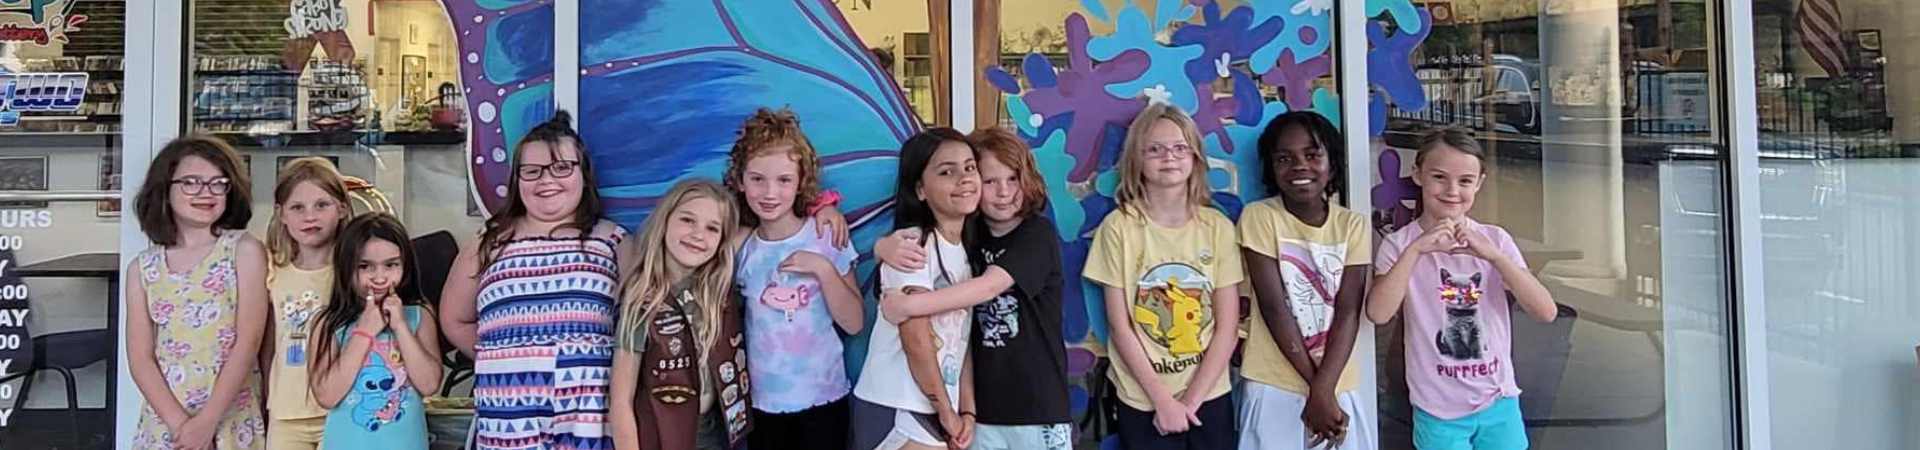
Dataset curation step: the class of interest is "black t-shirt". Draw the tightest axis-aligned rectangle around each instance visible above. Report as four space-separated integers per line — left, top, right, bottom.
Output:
968 216 1072 425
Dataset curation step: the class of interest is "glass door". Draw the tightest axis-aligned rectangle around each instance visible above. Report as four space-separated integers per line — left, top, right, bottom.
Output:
0 1 128 449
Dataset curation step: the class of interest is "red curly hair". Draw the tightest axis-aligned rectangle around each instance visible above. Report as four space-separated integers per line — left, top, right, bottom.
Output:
722 108 823 227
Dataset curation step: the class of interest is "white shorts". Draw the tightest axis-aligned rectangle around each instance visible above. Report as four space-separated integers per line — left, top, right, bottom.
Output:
1238 381 1378 450
882 409 946 448
968 423 1071 450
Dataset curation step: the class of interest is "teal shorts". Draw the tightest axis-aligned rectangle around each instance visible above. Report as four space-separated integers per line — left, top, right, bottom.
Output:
1412 397 1528 450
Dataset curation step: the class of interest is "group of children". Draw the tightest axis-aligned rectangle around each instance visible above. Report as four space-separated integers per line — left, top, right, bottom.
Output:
121 102 1553 450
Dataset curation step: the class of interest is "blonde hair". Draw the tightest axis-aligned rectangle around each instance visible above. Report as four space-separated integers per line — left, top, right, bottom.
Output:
267 157 351 267
722 108 823 226
1115 103 1211 215
618 179 740 352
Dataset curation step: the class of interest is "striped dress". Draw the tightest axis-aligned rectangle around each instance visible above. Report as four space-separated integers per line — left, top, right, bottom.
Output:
472 220 625 450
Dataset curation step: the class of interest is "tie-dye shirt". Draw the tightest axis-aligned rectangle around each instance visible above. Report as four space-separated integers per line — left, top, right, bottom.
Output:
736 218 859 413
1377 218 1528 420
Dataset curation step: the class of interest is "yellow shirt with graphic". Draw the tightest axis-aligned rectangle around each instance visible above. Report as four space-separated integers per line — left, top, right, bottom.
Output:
1238 199 1371 395
266 264 333 419
1084 208 1244 411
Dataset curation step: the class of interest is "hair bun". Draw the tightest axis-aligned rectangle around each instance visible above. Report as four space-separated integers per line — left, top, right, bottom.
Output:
548 110 574 128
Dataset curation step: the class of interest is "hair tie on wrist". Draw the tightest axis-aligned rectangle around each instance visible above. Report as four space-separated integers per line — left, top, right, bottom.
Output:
808 190 843 216
351 329 377 342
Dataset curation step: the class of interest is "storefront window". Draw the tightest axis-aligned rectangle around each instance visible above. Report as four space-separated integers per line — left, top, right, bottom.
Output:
990 0 1343 445
187 0 485 444
1370 0 1736 448
0 0 125 448
1752 0 1920 448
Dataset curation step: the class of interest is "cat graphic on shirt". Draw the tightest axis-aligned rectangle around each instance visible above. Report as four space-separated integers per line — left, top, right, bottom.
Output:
1435 268 1486 361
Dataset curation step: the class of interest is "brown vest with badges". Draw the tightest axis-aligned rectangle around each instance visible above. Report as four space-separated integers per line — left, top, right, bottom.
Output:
635 290 752 450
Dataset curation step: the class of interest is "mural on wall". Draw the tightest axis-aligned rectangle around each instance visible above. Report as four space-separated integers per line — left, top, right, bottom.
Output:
573 0 920 371
1365 0 1433 236
442 0 556 212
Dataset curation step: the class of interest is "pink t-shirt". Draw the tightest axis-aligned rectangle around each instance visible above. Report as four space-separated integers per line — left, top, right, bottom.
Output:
1376 219 1527 420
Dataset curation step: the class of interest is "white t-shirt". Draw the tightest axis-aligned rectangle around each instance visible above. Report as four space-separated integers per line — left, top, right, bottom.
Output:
853 231 974 414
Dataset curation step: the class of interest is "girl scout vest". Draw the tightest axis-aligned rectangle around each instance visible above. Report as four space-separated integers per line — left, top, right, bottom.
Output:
634 289 752 450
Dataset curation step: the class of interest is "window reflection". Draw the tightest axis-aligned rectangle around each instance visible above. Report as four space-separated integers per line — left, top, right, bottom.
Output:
1371 1 1735 449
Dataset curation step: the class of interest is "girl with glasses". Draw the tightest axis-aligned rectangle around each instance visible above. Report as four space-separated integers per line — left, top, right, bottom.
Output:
438 111 626 450
127 135 270 449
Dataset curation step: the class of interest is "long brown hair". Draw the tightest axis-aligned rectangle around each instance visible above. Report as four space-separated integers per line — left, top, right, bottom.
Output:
135 135 253 246
618 179 739 351
1114 103 1211 216
267 157 351 267
306 213 434 382
721 108 823 227
474 111 605 275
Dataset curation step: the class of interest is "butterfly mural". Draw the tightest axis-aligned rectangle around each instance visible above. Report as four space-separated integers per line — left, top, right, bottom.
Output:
441 0 557 211
573 0 920 372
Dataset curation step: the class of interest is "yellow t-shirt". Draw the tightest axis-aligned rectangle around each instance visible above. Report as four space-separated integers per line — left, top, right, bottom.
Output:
1084 208 1245 410
267 264 333 419
1237 199 1371 394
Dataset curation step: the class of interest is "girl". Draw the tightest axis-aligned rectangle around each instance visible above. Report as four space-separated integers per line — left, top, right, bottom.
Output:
1083 104 1242 450
260 157 353 450
723 108 864 450
439 111 628 450
850 128 980 450
308 213 443 448
1365 127 1557 450
873 127 1073 450
126 135 269 449
608 179 752 450
1237 112 1374 450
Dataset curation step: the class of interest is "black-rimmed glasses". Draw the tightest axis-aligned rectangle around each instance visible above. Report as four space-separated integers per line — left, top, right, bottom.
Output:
516 160 580 181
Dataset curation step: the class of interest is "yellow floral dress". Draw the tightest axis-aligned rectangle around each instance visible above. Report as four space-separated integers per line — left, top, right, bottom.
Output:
132 230 266 449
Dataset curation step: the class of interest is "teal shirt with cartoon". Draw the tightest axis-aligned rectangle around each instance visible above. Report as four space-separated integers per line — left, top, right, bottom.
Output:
321 305 428 449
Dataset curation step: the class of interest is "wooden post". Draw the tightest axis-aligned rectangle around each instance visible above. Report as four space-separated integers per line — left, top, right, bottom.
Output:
929 0 953 125
974 0 1002 129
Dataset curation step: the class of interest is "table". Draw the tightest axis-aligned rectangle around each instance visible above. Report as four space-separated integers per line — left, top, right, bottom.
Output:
15 252 119 415
1513 237 1583 274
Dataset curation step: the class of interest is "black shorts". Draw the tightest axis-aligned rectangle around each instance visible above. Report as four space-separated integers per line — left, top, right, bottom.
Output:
1113 395 1237 450
749 396 850 450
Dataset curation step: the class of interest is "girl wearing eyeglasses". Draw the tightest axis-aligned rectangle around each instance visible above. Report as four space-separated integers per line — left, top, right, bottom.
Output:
127 134 270 449
1083 104 1243 450
438 111 627 450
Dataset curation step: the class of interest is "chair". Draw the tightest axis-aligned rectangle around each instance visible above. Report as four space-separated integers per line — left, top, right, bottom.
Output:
409 230 472 397
0 328 113 448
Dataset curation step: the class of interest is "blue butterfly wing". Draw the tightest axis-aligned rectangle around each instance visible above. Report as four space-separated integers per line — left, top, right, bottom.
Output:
442 0 556 212
578 0 921 376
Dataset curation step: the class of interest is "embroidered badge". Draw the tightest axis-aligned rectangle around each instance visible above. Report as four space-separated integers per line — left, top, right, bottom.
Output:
668 337 684 356
719 361 736 383
656 356 693 370
721 384 739 405
651 385 695 404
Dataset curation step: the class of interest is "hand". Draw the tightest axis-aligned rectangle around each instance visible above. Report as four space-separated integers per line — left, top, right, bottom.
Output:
355 294 389 334
875 228 927 272
160 411 191 441
937 409 966 448
1302 391 1349 449
1151 396 1195 435
779 251 836 280
380 295 410 335
1408 218 1461 255
815 205 851 249
880 291 915 324
170 413 219 450
949 414 976 450
1451 222 1502 262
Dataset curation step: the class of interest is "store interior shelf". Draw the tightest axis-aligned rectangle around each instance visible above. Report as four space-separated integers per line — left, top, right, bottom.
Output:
211 130 467 147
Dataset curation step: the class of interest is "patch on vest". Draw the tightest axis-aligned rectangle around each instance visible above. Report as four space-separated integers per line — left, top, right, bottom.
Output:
719 361 737 383
651 385 695 404
654 313 687 336
657 356 693 370
668 337 684 356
